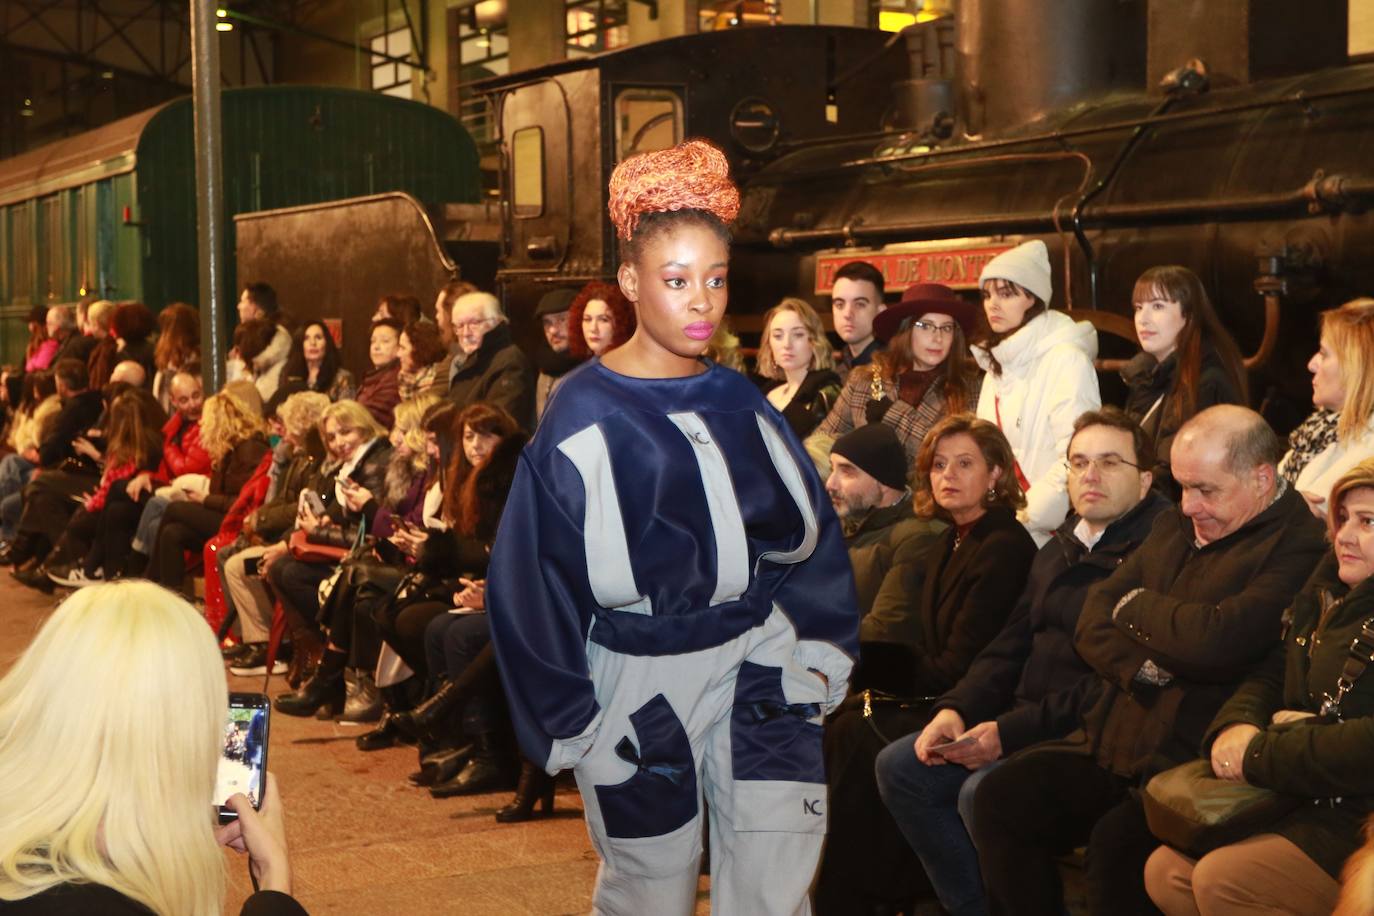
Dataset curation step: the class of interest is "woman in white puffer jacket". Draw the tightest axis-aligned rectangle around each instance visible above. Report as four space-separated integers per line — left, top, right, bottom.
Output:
972 240 1100 546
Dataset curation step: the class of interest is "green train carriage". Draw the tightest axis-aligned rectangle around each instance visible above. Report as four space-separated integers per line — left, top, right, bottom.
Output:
0 85 481 366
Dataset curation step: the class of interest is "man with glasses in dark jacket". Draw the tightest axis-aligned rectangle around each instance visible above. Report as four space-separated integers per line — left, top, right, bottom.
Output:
875 407 1170 916
972 405 1327 916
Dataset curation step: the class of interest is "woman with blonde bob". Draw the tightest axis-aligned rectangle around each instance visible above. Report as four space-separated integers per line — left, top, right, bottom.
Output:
753 296 842 438
1279 298 1374 518
818 413 1037 909
0 581 303 916
267 399 392 716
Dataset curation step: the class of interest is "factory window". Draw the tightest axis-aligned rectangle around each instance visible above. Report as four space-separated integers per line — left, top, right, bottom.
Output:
370 27 415 100
566 0 629 56
613 89 683 162
511 127 545 218
450 4 509 144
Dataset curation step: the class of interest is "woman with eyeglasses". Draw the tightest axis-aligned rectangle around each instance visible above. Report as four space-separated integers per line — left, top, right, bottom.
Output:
1122 266 1246 495
813 283 983 467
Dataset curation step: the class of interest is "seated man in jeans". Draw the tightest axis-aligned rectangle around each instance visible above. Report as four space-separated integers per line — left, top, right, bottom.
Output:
972 405 1327 915
874 407 1168 916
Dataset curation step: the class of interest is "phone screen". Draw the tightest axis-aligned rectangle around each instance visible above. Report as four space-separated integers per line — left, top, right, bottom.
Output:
215 693 270 822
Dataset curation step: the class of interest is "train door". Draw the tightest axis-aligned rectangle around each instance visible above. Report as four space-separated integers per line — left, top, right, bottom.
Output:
499 79 572 272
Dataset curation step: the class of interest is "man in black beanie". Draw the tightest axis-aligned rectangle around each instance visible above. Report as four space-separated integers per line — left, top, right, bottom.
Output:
531 287 579 425
827 423 944 646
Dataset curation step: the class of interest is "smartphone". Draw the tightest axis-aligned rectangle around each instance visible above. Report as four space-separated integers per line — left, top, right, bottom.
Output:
299 489 327 517
215 692 270 824
243 556 261 577
927 734 978 756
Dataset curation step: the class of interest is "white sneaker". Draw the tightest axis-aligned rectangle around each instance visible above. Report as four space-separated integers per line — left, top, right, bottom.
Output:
48 567 104 588
229 651 289 677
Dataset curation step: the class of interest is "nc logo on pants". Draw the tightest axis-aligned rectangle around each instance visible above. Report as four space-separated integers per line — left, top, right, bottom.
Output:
803 798 823 816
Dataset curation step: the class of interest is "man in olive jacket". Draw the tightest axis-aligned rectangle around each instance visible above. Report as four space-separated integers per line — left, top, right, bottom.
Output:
973 406 1327 916
826 423 944 646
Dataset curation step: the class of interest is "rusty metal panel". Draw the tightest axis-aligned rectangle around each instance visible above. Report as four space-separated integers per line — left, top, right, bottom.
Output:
234 192 496 377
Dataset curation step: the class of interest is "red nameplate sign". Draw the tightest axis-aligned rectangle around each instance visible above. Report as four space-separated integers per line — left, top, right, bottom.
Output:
814 242 1016 295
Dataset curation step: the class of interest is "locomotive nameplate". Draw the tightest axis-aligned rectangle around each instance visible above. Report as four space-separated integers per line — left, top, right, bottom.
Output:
814 239 1017 294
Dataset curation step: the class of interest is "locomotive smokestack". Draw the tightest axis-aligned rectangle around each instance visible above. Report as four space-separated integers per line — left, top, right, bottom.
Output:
955 0 1145 138
1146 0 1347 91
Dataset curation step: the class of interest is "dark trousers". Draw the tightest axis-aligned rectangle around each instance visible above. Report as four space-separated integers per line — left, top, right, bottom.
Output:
423 612 495 734
18 468 98 552
814 702 935 915
91 487 145 576
973 749 1160 916
150 501 225 591
377 598 449 682
265 556 334 628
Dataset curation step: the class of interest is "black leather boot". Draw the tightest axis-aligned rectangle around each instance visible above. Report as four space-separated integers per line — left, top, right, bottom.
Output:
391 678 464 742
429 734 510 798
273 666 344 717
12 557 54 593
494 760 555 823
0 533 37 568
410 743 475 787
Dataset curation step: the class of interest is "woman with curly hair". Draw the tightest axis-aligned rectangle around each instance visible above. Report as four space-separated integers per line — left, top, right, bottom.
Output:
753 297 842 439
567 280 637 361
148 391 270 594
487 140 857 912
397 320 450 400
152 302 201 412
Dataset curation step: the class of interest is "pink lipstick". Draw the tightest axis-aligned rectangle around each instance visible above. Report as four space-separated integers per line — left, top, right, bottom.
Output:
684 321 715 341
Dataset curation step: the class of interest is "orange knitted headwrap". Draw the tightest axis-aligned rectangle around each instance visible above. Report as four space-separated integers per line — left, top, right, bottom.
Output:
607 139 740 242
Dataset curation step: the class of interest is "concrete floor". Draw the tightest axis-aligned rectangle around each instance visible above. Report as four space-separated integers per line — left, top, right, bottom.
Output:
0 580 714 915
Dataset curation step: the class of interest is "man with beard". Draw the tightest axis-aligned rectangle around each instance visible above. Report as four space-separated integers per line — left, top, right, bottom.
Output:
530 287 580 425
826 423 944 648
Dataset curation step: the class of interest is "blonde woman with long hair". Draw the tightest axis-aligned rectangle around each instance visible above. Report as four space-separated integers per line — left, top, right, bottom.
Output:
148 391 271 594
311 392 444 723
0 582 304 916
753 297 842 438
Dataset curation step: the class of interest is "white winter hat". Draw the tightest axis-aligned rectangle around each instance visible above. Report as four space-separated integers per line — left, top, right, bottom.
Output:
979 239 1052 305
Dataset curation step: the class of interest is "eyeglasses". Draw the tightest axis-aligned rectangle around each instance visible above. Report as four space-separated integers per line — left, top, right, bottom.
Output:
909 319 957 337
454 316 499 333
1064 454 1144 475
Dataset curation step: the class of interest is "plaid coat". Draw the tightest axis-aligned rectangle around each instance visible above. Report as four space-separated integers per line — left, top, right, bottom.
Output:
813 364 981 467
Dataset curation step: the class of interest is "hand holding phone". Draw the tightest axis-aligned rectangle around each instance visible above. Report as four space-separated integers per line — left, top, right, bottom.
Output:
215 693 270 824
926 734 978 756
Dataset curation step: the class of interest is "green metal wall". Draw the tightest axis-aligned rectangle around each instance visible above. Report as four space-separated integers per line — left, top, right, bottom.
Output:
0 86 480 362
137 86 481 313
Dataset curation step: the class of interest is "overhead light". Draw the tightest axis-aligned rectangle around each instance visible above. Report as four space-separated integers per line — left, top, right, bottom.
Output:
476 38 491 47
100 70 114 80
217 20 234 31
216 6 228 16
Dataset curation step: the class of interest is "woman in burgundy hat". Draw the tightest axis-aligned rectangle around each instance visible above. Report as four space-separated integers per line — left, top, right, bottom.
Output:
813 282 984 466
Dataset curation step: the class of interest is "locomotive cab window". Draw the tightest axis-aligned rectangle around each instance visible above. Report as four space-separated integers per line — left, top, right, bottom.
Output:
511 127 545 218
613 89 684 162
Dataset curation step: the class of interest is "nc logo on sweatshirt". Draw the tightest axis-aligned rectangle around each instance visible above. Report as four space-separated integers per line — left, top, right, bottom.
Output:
803 798 824 816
